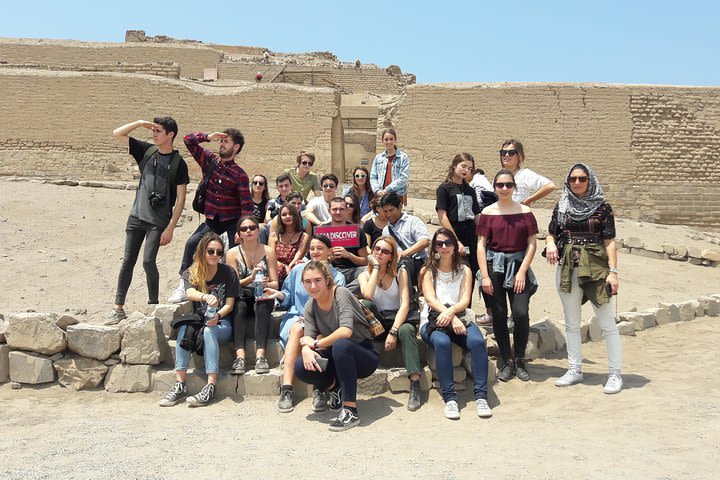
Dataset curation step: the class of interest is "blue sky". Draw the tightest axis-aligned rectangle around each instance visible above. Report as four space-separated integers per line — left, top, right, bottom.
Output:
3 1 718 86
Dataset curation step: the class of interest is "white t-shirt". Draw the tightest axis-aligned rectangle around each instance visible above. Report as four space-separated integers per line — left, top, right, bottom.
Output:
305 196 331 223
512 168 552 203
469 172 493 207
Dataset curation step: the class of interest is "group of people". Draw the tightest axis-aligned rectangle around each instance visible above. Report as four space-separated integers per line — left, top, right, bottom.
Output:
110 118 623 431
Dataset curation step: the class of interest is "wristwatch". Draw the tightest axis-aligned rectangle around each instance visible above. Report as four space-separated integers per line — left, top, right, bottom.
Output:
313 339 320 350
389 328 399 337
608 267 618 274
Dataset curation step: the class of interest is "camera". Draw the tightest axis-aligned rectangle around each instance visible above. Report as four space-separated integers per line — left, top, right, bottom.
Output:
148 191 166 207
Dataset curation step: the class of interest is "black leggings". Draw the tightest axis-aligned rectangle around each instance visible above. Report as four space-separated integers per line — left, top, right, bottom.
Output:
115 216 161 305
486 266 531 361
232 297 274 351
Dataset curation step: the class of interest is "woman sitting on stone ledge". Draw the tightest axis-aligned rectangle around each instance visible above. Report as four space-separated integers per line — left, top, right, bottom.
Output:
159 232 238 408
358 236 422 411
544 163 622 394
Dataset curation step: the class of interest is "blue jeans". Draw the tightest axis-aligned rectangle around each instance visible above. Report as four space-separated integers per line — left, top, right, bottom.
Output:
420 322 488 402
175 318 232 374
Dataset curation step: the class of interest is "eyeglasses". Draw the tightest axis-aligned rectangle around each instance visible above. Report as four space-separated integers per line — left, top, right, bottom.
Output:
373 246 393 255
500 149 518 157
253 181 266 186
301 161 314 166
238 224 259 232
206 248 224 256
322 183 336 189
354 174 367 179
568 176 589 184
434 239 455 248
495 182 515 189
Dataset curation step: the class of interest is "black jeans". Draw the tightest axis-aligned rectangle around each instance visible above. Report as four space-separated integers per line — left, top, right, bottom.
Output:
232 296 274 352
115 216 161 305
294 339 378 403
486 266 531 362
179 217 238 274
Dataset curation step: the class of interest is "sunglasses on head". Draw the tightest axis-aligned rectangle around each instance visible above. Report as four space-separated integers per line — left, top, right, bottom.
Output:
434 239 455 248
301 161 314 166
568 176 589 184
495 182 515 189
500 149 518 157
354 173 367 179
206 248 224 257
322 183 336 189
373 245 393 255
346 202 355 208
239 224 259 232
253 181 265 186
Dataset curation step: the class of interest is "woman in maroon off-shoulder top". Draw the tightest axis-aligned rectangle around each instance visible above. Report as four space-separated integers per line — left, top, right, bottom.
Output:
477 169 539 383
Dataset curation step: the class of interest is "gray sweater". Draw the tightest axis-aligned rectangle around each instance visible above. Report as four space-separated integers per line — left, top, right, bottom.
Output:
303 286 372 343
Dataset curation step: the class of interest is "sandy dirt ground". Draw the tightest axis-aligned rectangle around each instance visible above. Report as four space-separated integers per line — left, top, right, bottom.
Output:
1 180 719 479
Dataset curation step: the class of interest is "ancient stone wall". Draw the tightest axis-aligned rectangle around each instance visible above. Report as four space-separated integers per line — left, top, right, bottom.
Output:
385 83 720 229
0 39 221 79
273 66 404 95
0 69 339 182
0 61 180 78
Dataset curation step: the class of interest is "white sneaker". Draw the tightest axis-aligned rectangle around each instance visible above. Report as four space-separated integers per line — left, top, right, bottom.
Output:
603 373 623 394
167 278 187 303
476 399 492 418
555 369 584 387
444 400 460 420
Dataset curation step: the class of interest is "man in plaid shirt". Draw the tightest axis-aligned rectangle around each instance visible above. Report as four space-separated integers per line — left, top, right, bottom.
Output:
168 129 253 302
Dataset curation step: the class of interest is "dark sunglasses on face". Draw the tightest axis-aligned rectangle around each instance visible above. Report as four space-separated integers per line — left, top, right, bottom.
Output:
495 182 515 189
500 149 518 157
206 248 224 256
239 224 259 232
322 183 336 189
346 202 355 208
434 239 455 248
253 181 265 186
354 174 367 178
301 161 314 166
373 246 393 255
568 176 589 184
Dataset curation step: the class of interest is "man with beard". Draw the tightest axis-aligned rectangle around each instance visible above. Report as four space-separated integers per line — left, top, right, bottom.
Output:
168 129 253 303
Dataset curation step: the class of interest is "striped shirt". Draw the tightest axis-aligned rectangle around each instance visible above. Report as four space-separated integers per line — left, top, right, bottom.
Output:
184 132 253 222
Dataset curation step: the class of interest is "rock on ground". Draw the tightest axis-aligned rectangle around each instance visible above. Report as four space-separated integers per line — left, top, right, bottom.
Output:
104 364 152 393
5 313 66 355
54 355 109 391
9 351 56 384
66 324 121 360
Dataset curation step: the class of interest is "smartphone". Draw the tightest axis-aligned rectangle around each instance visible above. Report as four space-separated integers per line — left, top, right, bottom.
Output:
315 357 329 372
605 282 616 296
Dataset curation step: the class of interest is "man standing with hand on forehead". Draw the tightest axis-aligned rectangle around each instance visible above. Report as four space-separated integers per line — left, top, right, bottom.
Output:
168 128 253 303
109 117 190 322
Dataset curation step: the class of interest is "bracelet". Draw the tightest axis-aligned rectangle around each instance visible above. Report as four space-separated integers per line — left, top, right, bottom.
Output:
201 294 206 302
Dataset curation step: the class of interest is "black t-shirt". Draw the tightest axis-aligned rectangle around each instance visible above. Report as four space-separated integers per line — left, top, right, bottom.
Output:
182 263 240 318
362 217 384 248
435 181 481 226
253 198 268 223
129 137 190 228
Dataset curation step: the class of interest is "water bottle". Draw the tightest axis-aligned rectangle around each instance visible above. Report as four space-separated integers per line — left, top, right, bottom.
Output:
205 305 217 321
254 269 265 299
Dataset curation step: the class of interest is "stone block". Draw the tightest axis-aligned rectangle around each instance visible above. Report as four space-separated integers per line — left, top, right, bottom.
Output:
580 321 590 343
6 313 66 355
0 344 9 382
152 302 194 338
669 254 687 261
625 237 644 249
54 355 108 390
9 351 55 384
66 324 121 360
658 303 681 322
530 318 562 353
237 370 281 396
524 341 541 360
453 366 466 383
691 300 704 318
661 243 675 254
387 367 431 392
242 338 283 367
650 306 671 325
630 248 666 260
151 369 177 392
104 364 152 393
637 310 657 329
616 321 636 336
675 245 688 257
0 317 7 342
357 369 389 395
618 312 647 331
701 249 720 262
587 316 603 342
676 301 698 321
644 242 665 253
697 296 720 317
425 342 463 370
687 246 702 258
688 257 703 265
55 314 80 331
119 315 166 365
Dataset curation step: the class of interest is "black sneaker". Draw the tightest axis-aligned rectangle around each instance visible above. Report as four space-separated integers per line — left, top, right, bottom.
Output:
230 357 245 375
407 380 421 411
311 388 328 412
158 381 188 407
515 359 530 381
328 407 360 432
277 388 294 413
328 384 342 411
186 383 216 407
497 360 515 382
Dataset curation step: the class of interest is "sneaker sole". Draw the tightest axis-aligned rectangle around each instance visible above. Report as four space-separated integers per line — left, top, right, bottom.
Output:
186 398 211 407
311 405 328 413
407 403 421 412
277 404 295 413
328 419 360 432
477 410 493 418
229 370 246 376
445 413 461 420
255 368 270 374
603 387 622 395
158 398 186 407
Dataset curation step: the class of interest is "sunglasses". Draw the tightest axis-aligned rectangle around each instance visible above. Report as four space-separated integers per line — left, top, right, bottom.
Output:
253 181 266 186
354 174 367 179
500 149 518 157
238 224 259 232
495 182 515 189
322 183 336 189
373 245 392 255
434 239 455 248
301 161 314 166
206 248 224 257
346 202 355 208
568 176 589 184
